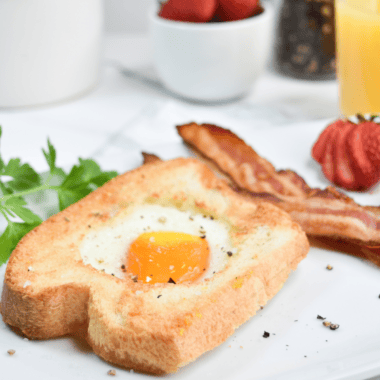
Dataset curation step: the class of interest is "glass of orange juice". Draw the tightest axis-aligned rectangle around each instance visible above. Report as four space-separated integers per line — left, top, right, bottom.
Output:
335 0 380 116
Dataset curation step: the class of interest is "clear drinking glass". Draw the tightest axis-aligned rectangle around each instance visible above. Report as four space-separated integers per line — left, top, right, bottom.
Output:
335 0 380 116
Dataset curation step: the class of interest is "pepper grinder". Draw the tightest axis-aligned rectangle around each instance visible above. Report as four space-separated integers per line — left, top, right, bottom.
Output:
274 0 336 80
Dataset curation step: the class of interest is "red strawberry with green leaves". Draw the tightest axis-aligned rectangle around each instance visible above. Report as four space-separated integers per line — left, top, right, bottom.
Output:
214 0 260 22
159 0 218 23
312 116 380 191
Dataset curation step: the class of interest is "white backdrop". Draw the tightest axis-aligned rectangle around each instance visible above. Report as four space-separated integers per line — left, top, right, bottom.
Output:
105 0 155 33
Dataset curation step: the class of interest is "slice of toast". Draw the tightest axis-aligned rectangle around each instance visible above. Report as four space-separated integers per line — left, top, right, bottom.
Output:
0 158 309 374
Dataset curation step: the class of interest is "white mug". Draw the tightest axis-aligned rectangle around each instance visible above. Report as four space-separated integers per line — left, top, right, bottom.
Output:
0 0 103 108
150 3 274 102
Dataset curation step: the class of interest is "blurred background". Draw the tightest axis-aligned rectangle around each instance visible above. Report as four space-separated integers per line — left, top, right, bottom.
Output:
105 0 154 33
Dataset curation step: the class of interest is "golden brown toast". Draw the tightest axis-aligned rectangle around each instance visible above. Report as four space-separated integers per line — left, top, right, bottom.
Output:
0 158 308 374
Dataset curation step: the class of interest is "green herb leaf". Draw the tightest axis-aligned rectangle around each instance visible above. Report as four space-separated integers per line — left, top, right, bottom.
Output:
1 158 41 191
0 181 13 196
61 159 102 189
57 187 93 211
0 128 118 266
42 139 56 174
3 197 43 224
90 171 118 187
0 221 41 265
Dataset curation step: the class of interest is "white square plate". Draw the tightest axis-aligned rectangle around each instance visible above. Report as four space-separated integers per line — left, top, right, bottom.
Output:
1 120 380 380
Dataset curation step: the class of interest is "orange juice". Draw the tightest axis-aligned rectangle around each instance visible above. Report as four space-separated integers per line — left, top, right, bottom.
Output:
335 0 380 116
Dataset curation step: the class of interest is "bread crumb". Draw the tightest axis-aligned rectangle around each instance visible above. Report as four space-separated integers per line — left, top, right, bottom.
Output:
326 265 333 270
107 369 116 376
23 280 31 288
7 349 15 355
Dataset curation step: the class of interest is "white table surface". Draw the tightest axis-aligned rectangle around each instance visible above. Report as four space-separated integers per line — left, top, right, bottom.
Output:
1 33 379 380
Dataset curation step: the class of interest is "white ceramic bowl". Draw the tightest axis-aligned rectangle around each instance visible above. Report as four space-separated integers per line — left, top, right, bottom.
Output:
150 3 274 102
0 0 103 108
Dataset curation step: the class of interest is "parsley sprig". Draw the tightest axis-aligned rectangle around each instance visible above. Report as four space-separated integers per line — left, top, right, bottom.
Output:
0 127 118 265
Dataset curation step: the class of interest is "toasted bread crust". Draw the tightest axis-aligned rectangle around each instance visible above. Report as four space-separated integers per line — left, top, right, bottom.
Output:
1 158 308 374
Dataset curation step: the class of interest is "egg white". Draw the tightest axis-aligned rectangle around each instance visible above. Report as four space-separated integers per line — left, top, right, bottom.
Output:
80 205 234 281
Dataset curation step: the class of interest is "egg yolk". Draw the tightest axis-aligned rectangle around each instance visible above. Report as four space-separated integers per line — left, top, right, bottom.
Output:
126 231 210 284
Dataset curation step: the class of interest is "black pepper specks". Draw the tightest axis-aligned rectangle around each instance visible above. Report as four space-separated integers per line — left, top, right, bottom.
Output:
330 324 339 330
168 277 176 284
157 295 162 298
263 331 270 338
227 251 233 257
317 315 326 320
200 235 206 239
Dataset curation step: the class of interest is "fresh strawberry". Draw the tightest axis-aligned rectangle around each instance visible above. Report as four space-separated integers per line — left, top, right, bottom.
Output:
346 121 379 190
320 123 340 184
312 119 345 164
214 0 260 22
332 121 357 190
159 0 217 22
313 116 380 191
362 121 380 167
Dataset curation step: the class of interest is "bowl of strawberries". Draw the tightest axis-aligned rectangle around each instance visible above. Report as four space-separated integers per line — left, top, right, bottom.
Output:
150 0 274 102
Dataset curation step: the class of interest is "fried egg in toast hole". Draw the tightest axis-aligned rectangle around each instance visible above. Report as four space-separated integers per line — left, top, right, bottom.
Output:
0 157 309 374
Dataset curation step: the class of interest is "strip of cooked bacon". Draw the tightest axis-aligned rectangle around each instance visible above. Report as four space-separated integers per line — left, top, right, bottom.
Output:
177 123 380 253
142 152 161 164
